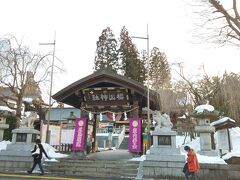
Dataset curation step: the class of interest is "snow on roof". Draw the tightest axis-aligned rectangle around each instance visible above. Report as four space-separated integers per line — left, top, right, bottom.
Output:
23 97 33 103
194 104 214 113
0 106 15 112
211 117 236 126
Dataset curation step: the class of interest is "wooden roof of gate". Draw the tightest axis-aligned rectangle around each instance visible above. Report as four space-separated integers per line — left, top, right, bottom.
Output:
52 69 158 110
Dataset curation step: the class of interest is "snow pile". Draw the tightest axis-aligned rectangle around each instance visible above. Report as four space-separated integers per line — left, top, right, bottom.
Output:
42 143 68 161
0 141 11 151
194 104 214 113
130 154 146 161
0 141 68 162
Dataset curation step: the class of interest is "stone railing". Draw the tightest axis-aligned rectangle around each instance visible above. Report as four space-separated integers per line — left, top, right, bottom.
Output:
117 125 125 149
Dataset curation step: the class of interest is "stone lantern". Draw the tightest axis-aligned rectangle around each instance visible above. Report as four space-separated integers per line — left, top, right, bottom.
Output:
192 104 218 156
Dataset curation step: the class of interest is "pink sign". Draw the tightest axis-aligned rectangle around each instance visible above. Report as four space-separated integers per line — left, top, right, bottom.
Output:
72 118 87 151
128 118 142 153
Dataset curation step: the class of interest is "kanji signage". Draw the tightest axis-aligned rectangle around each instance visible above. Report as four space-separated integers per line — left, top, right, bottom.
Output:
128 118 142 153
158 135 171 146
72 118 87 151
83 87 129 107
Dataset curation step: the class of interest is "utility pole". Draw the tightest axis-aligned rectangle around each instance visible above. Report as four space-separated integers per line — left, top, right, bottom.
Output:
39 31 56 143
132 24 150 132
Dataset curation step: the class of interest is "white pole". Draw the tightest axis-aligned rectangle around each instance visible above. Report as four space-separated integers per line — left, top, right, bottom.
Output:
131 24 150 132
39 31 56 143
146 24 150 133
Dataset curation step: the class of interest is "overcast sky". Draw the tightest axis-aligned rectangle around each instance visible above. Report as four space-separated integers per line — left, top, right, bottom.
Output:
1 0 239 102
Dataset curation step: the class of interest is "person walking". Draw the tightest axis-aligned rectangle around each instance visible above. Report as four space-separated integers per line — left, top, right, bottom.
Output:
28 139 49 175
184 146 200 180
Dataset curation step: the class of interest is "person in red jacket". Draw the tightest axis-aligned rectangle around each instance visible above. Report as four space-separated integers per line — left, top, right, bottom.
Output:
184 146 200 180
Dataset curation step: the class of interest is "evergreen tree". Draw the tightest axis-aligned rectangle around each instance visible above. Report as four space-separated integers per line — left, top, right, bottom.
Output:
118 26 144 83
94 27 119 72
149 47 171 90
139 50 147 85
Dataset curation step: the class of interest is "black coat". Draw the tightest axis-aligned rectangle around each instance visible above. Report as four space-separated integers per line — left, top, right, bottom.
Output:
31 143 49 162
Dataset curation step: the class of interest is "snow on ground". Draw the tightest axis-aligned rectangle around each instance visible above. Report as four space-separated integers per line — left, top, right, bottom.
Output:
0 141 68 162
0 141 11 151
41 143 68 162
131 127 240 164
174 135 226 164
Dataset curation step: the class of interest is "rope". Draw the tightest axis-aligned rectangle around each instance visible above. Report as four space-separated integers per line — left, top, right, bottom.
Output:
80 106 139 114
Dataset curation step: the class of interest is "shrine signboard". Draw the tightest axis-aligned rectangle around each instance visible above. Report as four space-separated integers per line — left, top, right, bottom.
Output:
83 87 129 107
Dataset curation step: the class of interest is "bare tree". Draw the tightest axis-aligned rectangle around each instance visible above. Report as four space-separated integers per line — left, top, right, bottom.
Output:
173 63 220 106
194 0 240 46
0 35 53 127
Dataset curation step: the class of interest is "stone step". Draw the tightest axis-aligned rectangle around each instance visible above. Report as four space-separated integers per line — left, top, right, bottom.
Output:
46 168 138 178
44 159 139 178
47 159 139 166
45 163 138 171
46 165 138 172
0 160 31 168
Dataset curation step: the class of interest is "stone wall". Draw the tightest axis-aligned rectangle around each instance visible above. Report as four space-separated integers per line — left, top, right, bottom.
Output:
143 161 240 180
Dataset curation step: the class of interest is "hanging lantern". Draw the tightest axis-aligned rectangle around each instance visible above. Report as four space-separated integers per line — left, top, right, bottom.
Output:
100 112 103 121
124 111 127 120
113 113 115 121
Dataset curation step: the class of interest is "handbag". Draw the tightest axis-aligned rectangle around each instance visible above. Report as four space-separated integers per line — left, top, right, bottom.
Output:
31 145 40 158
183 163 188 173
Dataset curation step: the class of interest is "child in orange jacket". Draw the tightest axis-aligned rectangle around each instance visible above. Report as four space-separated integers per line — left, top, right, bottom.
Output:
184 146 200 180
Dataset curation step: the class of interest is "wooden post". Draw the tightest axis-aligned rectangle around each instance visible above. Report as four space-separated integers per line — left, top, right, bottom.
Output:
92 114 97 152
59 121 62 151
132 100 139 118
80 104 88 154
227 128 232 152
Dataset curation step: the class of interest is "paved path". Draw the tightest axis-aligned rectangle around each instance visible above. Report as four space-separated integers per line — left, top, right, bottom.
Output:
86 149 137 160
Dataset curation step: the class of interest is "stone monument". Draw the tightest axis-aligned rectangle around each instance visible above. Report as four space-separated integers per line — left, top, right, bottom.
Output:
143 111 185 178
147 111 184 161
0 111 40 161
193 104 218 156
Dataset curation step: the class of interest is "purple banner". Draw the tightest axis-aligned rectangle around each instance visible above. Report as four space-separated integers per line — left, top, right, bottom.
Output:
72 118 87 151
128 118 142 152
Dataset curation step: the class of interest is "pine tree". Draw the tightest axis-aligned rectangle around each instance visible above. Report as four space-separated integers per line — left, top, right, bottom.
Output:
149 47 171 90
118 26 145 83
94 27 119 72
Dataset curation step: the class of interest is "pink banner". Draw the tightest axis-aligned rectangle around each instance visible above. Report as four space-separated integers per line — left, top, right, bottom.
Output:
128 118 142 153
72 118 87 151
